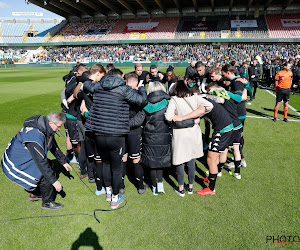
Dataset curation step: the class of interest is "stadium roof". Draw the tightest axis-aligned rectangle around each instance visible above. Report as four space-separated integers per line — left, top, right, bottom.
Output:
29 0 298 18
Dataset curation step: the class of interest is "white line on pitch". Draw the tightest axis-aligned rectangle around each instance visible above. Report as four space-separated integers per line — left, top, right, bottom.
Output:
247 115 300 122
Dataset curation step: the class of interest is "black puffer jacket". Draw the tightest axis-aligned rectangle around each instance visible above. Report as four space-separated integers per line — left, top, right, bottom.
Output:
141 91 171 169
84 75 147 136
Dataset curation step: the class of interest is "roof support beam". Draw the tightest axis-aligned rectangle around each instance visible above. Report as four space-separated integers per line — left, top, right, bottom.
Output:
95 0 122 15
173 0 182 13
264 0 273 10
211 0 215 11
247 0 253 10
49 1 81 17
283 0 293 10
117 0 136 14
61 0 92 15
80 0 106 15
192 0 198 12
154 0 166 13
229 0 233 11
29 0 69 18
135 0 151 14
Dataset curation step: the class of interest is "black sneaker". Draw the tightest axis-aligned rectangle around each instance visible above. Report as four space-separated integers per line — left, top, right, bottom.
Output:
185 184 193 194
88 178 95 183
272 118 277 122
28 194 42 202
283 118 289 123
174 187 185 197
138 184 149 195
41 201 64 210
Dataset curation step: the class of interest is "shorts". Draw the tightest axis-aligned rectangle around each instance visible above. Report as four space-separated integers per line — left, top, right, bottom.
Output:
66 118 84 144
85 131 101 161
127 134 142 159
228 128 242 147
208 130 232 153
276 87 290 102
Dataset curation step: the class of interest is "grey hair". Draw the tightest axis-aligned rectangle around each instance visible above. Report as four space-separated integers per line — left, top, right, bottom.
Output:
147 81 166 95
47 112 66 124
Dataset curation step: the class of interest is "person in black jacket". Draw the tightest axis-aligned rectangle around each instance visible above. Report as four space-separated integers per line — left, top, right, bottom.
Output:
129 63 149 86
239 62 250 81
147 65 165 83
292 61 300 94
63 64 89 178
79 68 147 209
248 59 261 101
185 61 197 79
120 73 148 195
163 66 177 94
265 60 276 89
1 112 72 210
187 61 209 94
74 64 107 192
230 60 241 77
142 81 172 195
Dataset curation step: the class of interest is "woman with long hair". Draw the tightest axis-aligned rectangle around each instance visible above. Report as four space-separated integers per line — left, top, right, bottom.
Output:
165 79 213 196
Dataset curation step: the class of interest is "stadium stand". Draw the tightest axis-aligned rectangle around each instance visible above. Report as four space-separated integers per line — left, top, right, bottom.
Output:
266 14 300 38
0 19 64 44
175 15 269 39
102 17 178 41
53 20 117 42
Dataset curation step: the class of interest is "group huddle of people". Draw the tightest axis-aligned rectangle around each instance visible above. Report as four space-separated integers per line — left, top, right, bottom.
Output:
1 55 296 210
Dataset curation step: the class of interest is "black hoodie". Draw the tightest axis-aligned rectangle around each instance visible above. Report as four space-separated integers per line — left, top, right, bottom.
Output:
23 115 67 184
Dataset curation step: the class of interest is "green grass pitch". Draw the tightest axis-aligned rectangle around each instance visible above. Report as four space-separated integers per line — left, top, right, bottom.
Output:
0 67 299 249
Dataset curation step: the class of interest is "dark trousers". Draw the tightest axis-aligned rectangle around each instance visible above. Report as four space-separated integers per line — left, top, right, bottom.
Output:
29 176 56 203
95 135 125 195
150 168 163 187
250 81 258 99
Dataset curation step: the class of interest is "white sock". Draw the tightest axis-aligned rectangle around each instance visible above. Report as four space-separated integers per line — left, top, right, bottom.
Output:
112 194 118 202
106 186 112 194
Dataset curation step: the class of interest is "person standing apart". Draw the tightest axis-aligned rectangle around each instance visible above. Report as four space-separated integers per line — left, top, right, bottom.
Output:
273 62 293 123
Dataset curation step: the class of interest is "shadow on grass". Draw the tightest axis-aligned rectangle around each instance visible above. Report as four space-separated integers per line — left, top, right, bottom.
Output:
71 227 102 250
246 108 271 118
263 107 300 119
164 167 177 189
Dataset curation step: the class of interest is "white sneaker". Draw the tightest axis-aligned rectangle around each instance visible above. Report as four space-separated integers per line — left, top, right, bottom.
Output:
157 182 165 194
227 162 235 169
234 173 242 180
152 186 158 196
217 172 222 177
229 171 241 180
241 158 247 167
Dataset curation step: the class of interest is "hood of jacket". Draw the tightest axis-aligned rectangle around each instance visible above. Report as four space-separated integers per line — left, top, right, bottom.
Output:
100 75 126 91
148 90 170 104
23 115 55 137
